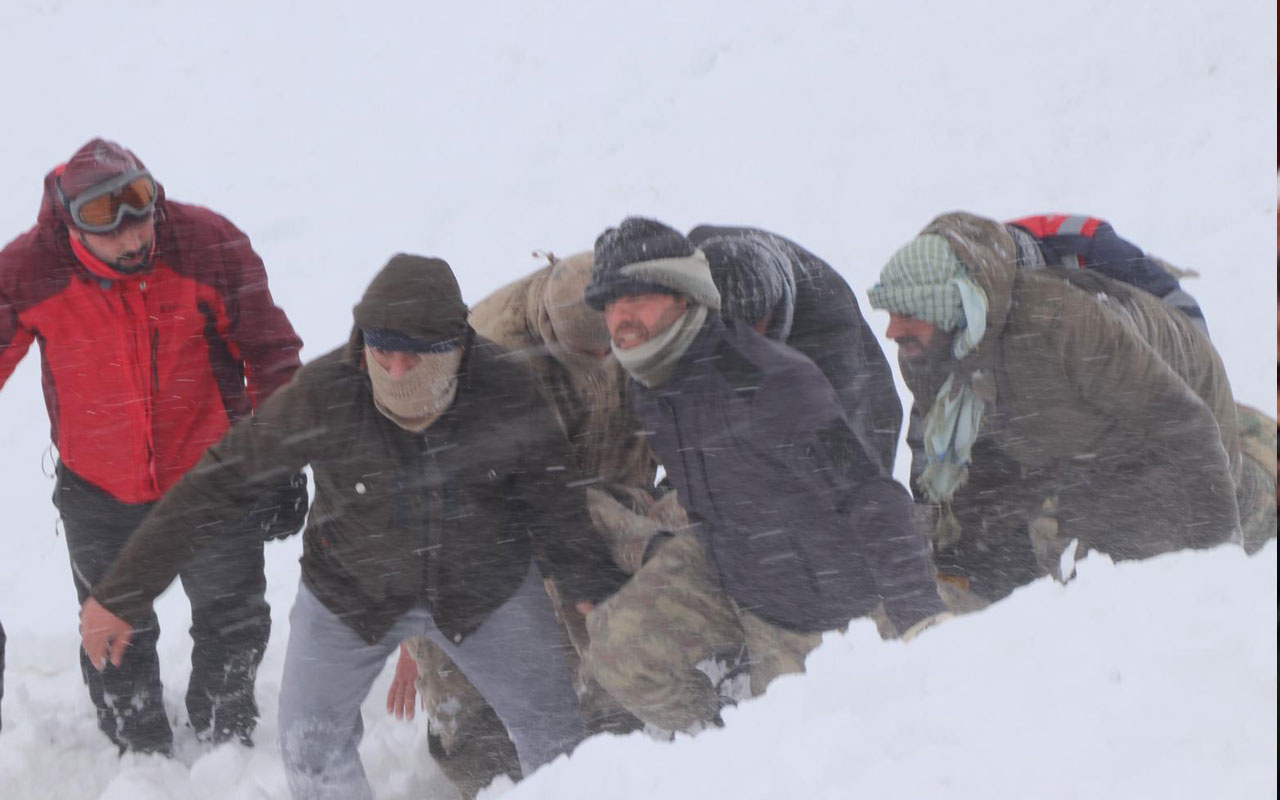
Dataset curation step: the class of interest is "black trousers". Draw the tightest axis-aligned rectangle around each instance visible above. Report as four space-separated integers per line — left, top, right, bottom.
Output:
55 465 270 753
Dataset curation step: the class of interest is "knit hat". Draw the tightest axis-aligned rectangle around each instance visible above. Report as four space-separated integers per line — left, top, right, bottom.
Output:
353 254 469 349
700 233 796 340
59 138 148 201
585 217 721 311
867 234 971 331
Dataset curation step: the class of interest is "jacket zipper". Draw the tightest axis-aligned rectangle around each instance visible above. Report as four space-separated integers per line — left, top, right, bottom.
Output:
116 281 159 495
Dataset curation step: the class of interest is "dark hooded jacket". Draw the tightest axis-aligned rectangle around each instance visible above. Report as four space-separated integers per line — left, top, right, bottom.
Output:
629 314 943 633
906 214 1239 595
92 257 626 643
687 225 902 474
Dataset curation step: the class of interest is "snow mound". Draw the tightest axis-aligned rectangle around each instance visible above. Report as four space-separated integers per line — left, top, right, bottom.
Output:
498 544 1278 800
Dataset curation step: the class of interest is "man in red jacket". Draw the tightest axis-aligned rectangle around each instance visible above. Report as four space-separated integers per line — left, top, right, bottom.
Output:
0 138 304 754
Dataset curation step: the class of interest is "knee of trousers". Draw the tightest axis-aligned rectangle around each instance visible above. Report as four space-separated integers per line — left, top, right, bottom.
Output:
278 708 360 775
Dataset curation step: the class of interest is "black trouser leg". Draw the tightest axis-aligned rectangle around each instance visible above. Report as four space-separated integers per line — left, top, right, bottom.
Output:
180 519 270 745
56 466 172 755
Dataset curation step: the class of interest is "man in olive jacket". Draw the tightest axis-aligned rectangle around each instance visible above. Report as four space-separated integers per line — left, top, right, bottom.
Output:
80 254 625 799
869 212 1241 601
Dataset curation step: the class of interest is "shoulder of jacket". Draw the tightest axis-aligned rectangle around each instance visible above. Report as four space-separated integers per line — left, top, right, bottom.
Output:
294 346 362 392
464 336 541 391
0 225 73 304
469 269 546 345
715 322 827 395
158 201 247 252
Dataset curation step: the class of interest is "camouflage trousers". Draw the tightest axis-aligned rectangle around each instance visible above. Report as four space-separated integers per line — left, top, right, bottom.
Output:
1234 404 1277 555
581 533 823 732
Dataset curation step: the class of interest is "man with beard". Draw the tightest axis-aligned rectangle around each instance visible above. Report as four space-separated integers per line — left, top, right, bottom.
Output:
79 254 625 799
577 217 946 733
869 213 1241 603
384 252 663 798
0 138 304 753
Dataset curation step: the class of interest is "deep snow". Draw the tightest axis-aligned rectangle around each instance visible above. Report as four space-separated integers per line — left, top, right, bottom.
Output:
0 1 1275 799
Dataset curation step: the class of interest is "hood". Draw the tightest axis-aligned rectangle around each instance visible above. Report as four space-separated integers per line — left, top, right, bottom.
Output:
529 251 614 363
346 253 470 365
918 212 1020 363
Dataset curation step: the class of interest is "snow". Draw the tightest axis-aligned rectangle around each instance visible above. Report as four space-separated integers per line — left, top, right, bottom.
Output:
0 1 1274 798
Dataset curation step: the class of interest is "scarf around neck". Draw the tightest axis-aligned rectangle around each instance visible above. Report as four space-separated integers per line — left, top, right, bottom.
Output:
918 278 990 513
612 305 708 389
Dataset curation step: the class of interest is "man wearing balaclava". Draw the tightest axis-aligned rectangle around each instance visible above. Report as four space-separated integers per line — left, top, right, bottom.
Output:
79 254 626 799
386 252 674 797
576 217 945 733
868 212 1241 602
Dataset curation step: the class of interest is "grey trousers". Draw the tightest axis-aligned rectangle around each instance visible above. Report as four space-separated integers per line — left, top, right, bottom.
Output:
278 560 586 800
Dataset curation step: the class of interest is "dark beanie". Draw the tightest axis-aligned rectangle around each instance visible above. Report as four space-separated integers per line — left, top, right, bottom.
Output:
353 254 468 346
584 217 721 311
60 138 148 200
701 233 796 338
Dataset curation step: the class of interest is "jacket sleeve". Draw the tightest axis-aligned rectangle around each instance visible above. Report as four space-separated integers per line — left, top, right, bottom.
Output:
1052 289 1239 554
0 287 34 391
515 399 629 605
788 260 902 475
765 366 945 631
91 368 318 625
210 215 303 407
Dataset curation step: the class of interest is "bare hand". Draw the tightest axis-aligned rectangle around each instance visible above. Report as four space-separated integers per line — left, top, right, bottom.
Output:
575 601 595 617
80 598 135 670
386 642 420 720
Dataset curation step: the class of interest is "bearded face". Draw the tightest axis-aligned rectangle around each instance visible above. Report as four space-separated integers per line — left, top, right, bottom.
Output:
898 326 958 412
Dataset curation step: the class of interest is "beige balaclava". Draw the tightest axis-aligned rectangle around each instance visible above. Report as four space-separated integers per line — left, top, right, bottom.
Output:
352 253 470 432
365 344 463 432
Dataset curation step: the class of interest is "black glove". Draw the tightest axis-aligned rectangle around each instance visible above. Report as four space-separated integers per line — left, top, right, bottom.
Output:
248 471 309 541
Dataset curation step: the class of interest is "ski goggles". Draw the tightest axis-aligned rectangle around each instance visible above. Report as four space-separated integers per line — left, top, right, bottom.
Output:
63 169 157 233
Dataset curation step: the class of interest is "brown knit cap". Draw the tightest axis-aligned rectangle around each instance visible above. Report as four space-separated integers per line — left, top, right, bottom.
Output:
353 254 469 344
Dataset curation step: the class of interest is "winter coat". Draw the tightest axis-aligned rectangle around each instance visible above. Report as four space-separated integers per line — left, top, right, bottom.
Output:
0 168 302 503
629 315 944 634
688 225 902 474
915 213 1240 566
467 259 655 492
92 323 627 644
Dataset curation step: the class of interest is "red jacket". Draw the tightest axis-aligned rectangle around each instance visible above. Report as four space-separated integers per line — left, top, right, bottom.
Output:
0 168 302 504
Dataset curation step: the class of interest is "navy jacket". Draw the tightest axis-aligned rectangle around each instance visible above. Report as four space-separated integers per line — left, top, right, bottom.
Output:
631 316 943 633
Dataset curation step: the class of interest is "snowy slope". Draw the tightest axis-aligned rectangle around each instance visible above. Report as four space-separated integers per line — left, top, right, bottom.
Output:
0 1 1275 799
